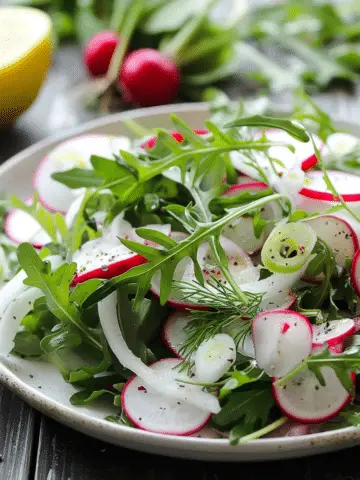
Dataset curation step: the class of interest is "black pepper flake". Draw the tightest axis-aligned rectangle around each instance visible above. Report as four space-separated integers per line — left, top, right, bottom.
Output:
29 374 34 379
177 402 181 405
0 455 3 463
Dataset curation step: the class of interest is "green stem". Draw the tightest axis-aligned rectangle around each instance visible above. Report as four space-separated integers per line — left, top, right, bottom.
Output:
274 361 307 386
109 0 129 32
122 119 152 138
238 417 288 443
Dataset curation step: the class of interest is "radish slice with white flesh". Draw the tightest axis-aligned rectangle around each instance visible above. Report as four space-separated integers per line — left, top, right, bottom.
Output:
261 222 317 274
305 215 359 270
312 319 355 350
252 310 313 378
194 334 236 383
273 368 355 424
151 236 259 309
221 182 282 254
326 133 360 158
72 222 170 284
121 359 212 435
300 170 360 203
351 249 360 296
0 254 62 355
98 292 220 414
5 197 52 248
162 312 190 358
230 129 323 179
34 134 131 213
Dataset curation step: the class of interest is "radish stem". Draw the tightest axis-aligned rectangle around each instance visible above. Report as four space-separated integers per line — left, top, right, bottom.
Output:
238 417 288 443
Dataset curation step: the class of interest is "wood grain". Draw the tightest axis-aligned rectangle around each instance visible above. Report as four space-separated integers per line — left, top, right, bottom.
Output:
0 385 35 480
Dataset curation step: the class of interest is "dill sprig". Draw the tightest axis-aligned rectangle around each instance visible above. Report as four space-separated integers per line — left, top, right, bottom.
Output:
172 277 263 363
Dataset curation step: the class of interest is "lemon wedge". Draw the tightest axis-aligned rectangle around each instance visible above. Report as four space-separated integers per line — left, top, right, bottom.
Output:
0 7 52 127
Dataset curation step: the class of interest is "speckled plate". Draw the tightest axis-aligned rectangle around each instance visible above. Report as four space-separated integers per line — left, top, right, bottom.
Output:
0 103 360 462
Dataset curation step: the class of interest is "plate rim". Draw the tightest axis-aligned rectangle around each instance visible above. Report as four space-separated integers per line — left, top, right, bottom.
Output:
1 102 360 461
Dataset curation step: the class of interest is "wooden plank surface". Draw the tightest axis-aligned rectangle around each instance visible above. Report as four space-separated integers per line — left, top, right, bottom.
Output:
0 386 36 480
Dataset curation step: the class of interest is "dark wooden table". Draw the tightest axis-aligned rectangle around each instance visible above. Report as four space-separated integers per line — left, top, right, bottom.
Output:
2 44 360 480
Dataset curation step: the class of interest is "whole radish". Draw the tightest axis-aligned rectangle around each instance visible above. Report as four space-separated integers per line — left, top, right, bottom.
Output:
84 31 120 77
119 48 180 106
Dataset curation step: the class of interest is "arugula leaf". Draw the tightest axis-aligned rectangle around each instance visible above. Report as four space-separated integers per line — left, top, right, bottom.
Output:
212 386 274 437
225 115 309 142
70 388 114 405
17 243 102 350
220 366 265 399
13 331 43 356
51 168 103 188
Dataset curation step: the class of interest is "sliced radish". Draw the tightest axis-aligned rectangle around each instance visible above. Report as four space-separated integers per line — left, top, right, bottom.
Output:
221 182 282 254
162 312 190 358
151 236 259 309
72 222 170 284
99 292 220 414
351 249 360 296
261 222 317 274
34 134 131 213
305 215 359 270
300 170 360 203
252 310 313 377
236 331 255 358
194 334 236 383
230 129 323 179
4 197 51 248
312 319 355 348
326 132 360 158
121 358 212 435
273 367 355 423
354 317 360 332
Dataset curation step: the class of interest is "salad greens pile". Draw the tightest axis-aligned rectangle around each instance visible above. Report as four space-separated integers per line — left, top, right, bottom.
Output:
2 88 360 441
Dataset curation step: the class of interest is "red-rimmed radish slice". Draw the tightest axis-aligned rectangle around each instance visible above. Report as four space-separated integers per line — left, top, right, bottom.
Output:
141 129 209 150
99 292 220 413
34 134 131 213
252 310 312 377
300 170 360 203
151 236 259 309
162 312 190 358
261 222 317 274
353 317 360 332
4 198 51 248
312 319 355 348
194 334 236 383
241 270 299 312
351 249 360 296
121 358 212 435
222 182 282 254
305 215 358 270
273 368 355 424
72 222 170 284
237 332 255 358
326 132 360 157
262 129 323 172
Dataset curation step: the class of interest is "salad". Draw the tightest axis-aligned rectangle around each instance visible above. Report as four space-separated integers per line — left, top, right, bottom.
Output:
1 90 360 444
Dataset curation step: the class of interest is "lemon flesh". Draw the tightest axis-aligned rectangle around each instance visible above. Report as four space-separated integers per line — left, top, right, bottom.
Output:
0 7 52 127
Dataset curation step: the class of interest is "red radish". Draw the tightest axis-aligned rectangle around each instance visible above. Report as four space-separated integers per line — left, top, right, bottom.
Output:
121 358 212 435
273 368 355 424
162 312 190 358
84 31 120 77
325 132 360 158
221 182 282 254
5 197 51 248
72 222 170 284
305 215 359 270
230 130 323 179
34 134 131 213
142 129 209 150
351 249 360 296
119 48 180 107
99 292 220 414
353 317 360 332
252 310 312 377
300 170 360 203
312 319 355 350
151 236 259 309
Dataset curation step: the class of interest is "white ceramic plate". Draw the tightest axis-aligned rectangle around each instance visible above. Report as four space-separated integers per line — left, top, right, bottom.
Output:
1 103 360 462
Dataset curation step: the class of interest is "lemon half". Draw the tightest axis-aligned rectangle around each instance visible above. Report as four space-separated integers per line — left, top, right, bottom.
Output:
0 7 52 127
